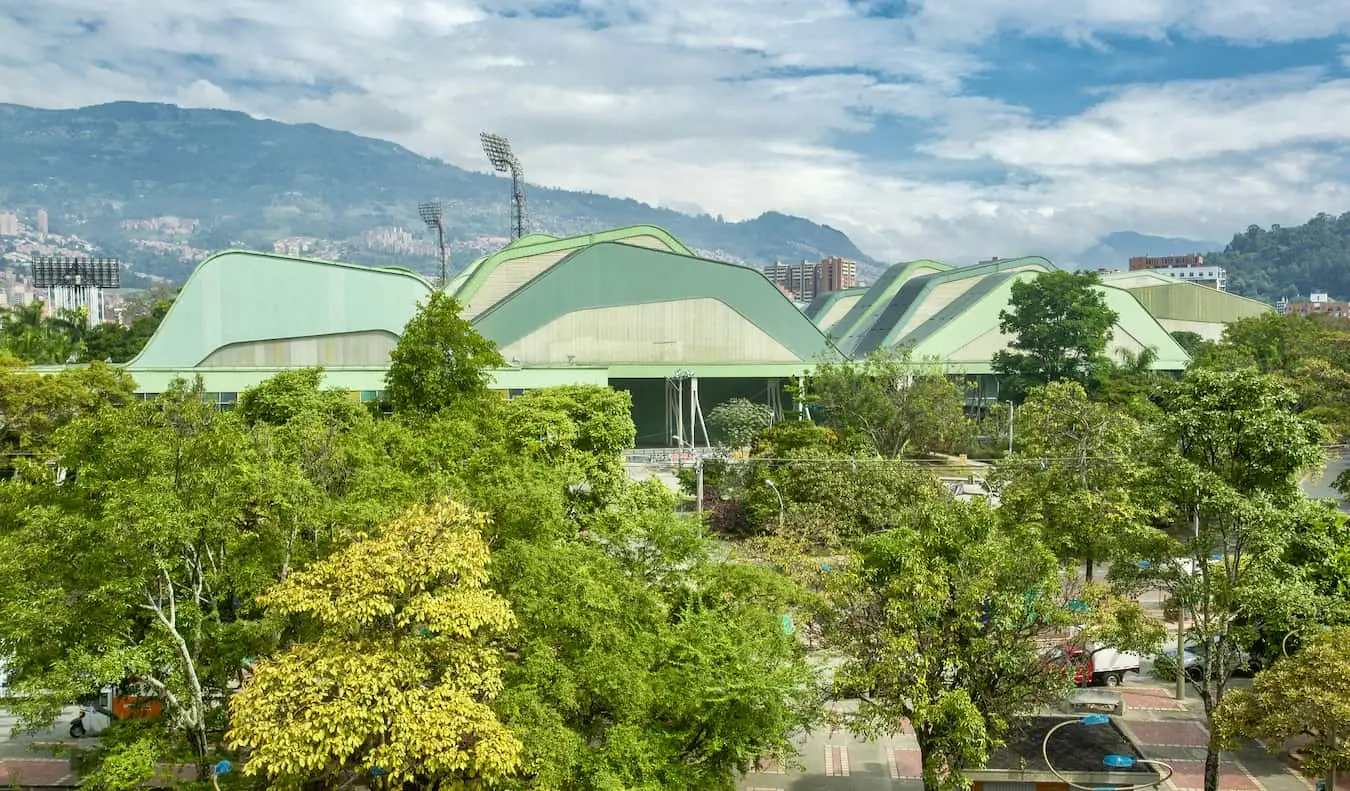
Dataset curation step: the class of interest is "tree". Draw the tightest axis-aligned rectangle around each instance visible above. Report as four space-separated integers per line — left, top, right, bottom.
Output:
490 482 817 791
992 271 1118 398
1111 368 1327 791
0 357 135 460
706 398 774 450
0 302 83 364
808 348 971 457
993 380 1153 579
227 498 522 790
385 292 505 415
497 384 636 500
1171 331 1206 356
819 499 1090 791
0 379 314 782
1213 626 1350 786
82 294 173 363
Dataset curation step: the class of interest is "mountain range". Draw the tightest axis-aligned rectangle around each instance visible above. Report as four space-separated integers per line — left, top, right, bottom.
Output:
0 101 1328 303
1066 231 1222 272
0 101 878 281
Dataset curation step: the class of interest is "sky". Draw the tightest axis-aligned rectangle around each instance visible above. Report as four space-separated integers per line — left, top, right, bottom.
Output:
3 0 1350 263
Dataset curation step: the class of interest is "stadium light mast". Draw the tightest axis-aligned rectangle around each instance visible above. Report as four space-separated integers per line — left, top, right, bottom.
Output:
479 132 527 240
418 200 448 285
30 256 121 329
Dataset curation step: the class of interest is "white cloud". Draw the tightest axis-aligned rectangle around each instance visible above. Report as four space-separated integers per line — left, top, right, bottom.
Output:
2 0 1350 265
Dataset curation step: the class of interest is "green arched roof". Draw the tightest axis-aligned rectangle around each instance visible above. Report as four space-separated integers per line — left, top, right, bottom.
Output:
804 287 867 322
471 241 840 362
446 224 695 303
830 259 951 343
842 256 1054 355
129 250 432 369
895 272 1190 372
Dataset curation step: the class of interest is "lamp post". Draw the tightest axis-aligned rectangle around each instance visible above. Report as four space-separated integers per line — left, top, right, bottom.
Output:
764 478 785 530
1006 400 1015 454
1042 715 1174 791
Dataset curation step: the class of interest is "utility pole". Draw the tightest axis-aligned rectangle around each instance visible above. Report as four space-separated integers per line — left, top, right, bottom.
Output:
1007 400 1015 454
695 455 704 515
1176 499 1201 702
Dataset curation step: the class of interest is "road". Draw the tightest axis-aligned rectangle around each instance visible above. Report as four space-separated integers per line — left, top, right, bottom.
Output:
1303 450 1350 509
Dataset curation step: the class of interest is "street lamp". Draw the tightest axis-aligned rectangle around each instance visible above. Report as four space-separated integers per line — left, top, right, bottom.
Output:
1042 715 1174 791
418 200 448 286
480 131 528 240
1006 400 1015 454
764 478 785 529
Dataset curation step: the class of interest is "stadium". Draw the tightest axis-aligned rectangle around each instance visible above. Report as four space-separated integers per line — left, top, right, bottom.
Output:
104 224 1269 447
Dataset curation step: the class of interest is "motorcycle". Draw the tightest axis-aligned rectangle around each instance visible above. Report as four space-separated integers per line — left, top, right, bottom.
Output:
69 711 87 738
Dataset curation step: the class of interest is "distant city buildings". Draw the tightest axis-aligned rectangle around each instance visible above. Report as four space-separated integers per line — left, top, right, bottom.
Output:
762 256 859 301
35 209 48 237
1128 253 1227 291
120 216 199 236
0 213 18 237
1278 290 1350 318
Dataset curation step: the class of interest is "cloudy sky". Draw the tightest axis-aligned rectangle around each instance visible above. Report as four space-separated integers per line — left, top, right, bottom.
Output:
3 0 1350 263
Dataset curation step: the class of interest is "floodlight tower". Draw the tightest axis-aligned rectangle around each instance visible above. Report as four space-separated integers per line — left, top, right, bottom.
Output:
479 132 527 240
418 200 448 285
30 256 121 328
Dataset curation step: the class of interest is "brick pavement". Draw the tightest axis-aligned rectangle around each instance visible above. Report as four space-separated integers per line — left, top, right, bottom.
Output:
0 758 77 787
1125 720 1212 748
1165 759 1264 791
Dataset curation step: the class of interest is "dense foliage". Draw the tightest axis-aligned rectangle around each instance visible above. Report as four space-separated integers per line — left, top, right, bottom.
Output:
1207 211 1350 302
992 270 1119 400
0 290 173 365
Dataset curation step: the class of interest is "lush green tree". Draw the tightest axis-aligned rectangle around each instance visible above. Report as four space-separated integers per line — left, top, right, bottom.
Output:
1170 331 1206 356
385 292 505 416
491 481 818 791
0 302 83 364
818 499 1093 791
1110 368 1327 791
807 348 971 457
706 397 775 450
993 381 1154 579
497 385 636 500
1206 212 1350 302
0 379 316 781
1191 313 1350 439
82 295 173 363
0 357 135 460
227 498 522 790
1213 626 1350 786
992 271 1119 398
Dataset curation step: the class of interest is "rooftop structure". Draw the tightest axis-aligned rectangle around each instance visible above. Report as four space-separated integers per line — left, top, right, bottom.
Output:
29 224 1271 446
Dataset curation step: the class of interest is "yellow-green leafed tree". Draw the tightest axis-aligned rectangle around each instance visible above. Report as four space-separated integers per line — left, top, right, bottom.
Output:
227 498 522 789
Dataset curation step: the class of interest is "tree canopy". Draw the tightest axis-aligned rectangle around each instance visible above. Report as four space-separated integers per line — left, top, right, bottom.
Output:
992 270 1118 399
1207 211 1350 303
384 292 506 415
227 498 522 789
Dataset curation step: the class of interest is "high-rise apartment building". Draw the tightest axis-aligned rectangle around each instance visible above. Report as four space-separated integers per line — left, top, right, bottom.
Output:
815 256 858 294
36 208 48 237
0 213 18 236
762 256 860 301
762 261 816 301
1127 253 1226 291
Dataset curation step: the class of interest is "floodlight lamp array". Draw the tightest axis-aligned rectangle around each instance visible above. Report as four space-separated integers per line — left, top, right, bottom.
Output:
480 132 518 173
30 257 121 289
418 201 443 227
